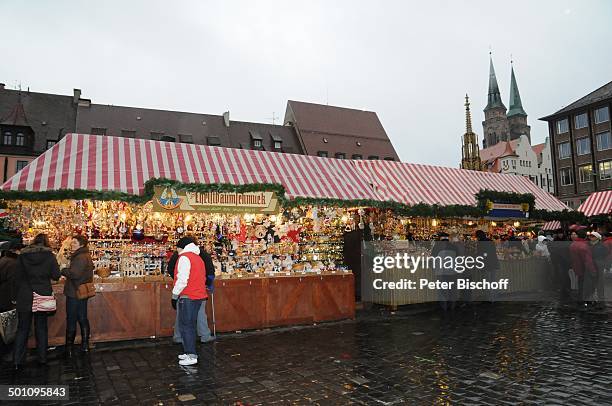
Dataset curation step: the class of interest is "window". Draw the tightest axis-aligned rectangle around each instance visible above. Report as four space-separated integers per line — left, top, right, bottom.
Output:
594 106 610 124
575 138 591 155
558 142 571 159
253 139 262 148
121 130 136 138
46 140 57 149
250 131 263 149
596 131 611 151
15 160 28 172
368 155 379 160
179 134 193 144
15 132 24 146
271 134 282 150
352 154 362 159
91 127 107 135
578 164 593 183
149 132 163 140
560 168 573 186
556 119 569 134
384 157 395 161
273 141 282 150
3 132 12 145
207 136 221 146
574 113 588 129
161 135 175 142
317 151 328 158
335 153 346 159
599 160 612 180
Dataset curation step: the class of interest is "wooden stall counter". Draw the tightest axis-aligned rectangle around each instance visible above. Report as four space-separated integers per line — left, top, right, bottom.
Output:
38 273 355 347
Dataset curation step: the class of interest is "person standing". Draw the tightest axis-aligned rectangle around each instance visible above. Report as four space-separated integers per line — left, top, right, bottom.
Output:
588 232 609 309
549 231 572 303
475 230 500 302
0 241 21 362
431 232 458 314
569 229 597 309
172 237 207 366
169 244 216 344
13 234 61 368
61 235 94 356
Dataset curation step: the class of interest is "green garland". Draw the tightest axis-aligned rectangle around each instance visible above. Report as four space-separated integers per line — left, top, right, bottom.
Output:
0 179 584 222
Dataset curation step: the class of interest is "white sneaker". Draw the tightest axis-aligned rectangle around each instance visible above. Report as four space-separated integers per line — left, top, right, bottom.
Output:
178 354 189 360
178 355 198 366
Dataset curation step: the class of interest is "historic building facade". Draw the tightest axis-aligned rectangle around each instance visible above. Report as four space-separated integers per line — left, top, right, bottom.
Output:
0 84 401 182
540 80 612 209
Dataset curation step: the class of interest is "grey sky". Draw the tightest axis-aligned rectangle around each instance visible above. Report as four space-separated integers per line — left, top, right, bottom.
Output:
1 0 611 166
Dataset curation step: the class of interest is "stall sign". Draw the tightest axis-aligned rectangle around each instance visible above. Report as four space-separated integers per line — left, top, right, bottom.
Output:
486 201 529 218
152 187 280 213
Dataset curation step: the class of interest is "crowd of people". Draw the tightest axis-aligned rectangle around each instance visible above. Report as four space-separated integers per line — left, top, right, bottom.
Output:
0 234 216 370
430 223 611 313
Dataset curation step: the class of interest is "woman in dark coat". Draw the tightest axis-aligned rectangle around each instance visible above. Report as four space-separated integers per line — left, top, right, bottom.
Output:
61 235 94 356
13 234 61 368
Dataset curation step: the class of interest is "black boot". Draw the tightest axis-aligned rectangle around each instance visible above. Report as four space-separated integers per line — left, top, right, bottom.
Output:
64 330 76 358
80 321 90 352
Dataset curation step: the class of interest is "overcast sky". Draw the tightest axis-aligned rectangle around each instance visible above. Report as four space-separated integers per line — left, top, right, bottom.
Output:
1 0 611 167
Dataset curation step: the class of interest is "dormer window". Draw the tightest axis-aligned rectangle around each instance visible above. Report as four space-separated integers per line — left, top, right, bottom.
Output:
270 133 282 150
250 131 263 149
335 152 346 159
3 132 12 145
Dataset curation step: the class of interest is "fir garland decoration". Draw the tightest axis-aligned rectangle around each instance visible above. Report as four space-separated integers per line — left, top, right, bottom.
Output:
0 179 584 222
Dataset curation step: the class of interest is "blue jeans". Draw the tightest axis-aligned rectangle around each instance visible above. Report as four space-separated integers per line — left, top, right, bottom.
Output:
174 299 212 342
66 296 89 334
178 297 202 356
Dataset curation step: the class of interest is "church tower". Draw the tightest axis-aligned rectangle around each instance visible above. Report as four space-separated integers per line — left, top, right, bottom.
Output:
506 62 531 142
482 55 510 148
461 94 483 171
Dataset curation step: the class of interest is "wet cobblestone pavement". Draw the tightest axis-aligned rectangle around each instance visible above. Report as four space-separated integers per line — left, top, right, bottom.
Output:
1 303 611 405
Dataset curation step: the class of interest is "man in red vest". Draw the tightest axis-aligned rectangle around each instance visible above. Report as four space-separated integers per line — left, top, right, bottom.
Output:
172 237 207 366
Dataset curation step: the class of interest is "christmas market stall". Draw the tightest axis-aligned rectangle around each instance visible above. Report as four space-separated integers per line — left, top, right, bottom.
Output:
352 159 571 306
0 133 373 345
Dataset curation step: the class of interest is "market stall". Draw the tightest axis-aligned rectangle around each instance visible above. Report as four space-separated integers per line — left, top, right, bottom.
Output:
2 133 374 343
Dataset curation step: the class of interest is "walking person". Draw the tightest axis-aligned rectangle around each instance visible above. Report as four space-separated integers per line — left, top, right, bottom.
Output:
13 234 61 369
61 235 94 356
171 237 207 366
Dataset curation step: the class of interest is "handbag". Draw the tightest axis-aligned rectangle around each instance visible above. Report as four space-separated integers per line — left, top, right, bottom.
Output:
76 282 96 300
0 309 18 344
32 291 56 312
18 255 57 312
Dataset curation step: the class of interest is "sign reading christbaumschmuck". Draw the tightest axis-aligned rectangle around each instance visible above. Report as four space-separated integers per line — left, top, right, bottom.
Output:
152 187 280 213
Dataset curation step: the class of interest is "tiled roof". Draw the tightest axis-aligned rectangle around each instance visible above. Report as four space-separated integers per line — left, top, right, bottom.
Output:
540 80 612 120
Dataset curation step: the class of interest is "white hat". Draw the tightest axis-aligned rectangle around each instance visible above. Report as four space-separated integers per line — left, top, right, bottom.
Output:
537 235 547 242
589 231 602 240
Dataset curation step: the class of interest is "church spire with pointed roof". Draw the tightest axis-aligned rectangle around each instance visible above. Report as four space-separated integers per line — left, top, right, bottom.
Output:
507 62 527 117
461 94 483 171
485 54 506 111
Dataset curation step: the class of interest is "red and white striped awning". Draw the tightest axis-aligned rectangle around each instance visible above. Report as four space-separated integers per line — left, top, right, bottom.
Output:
2 133 570 212
578 191 612 217
1 133 377 201
541 220 561 231
353 160 568 211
